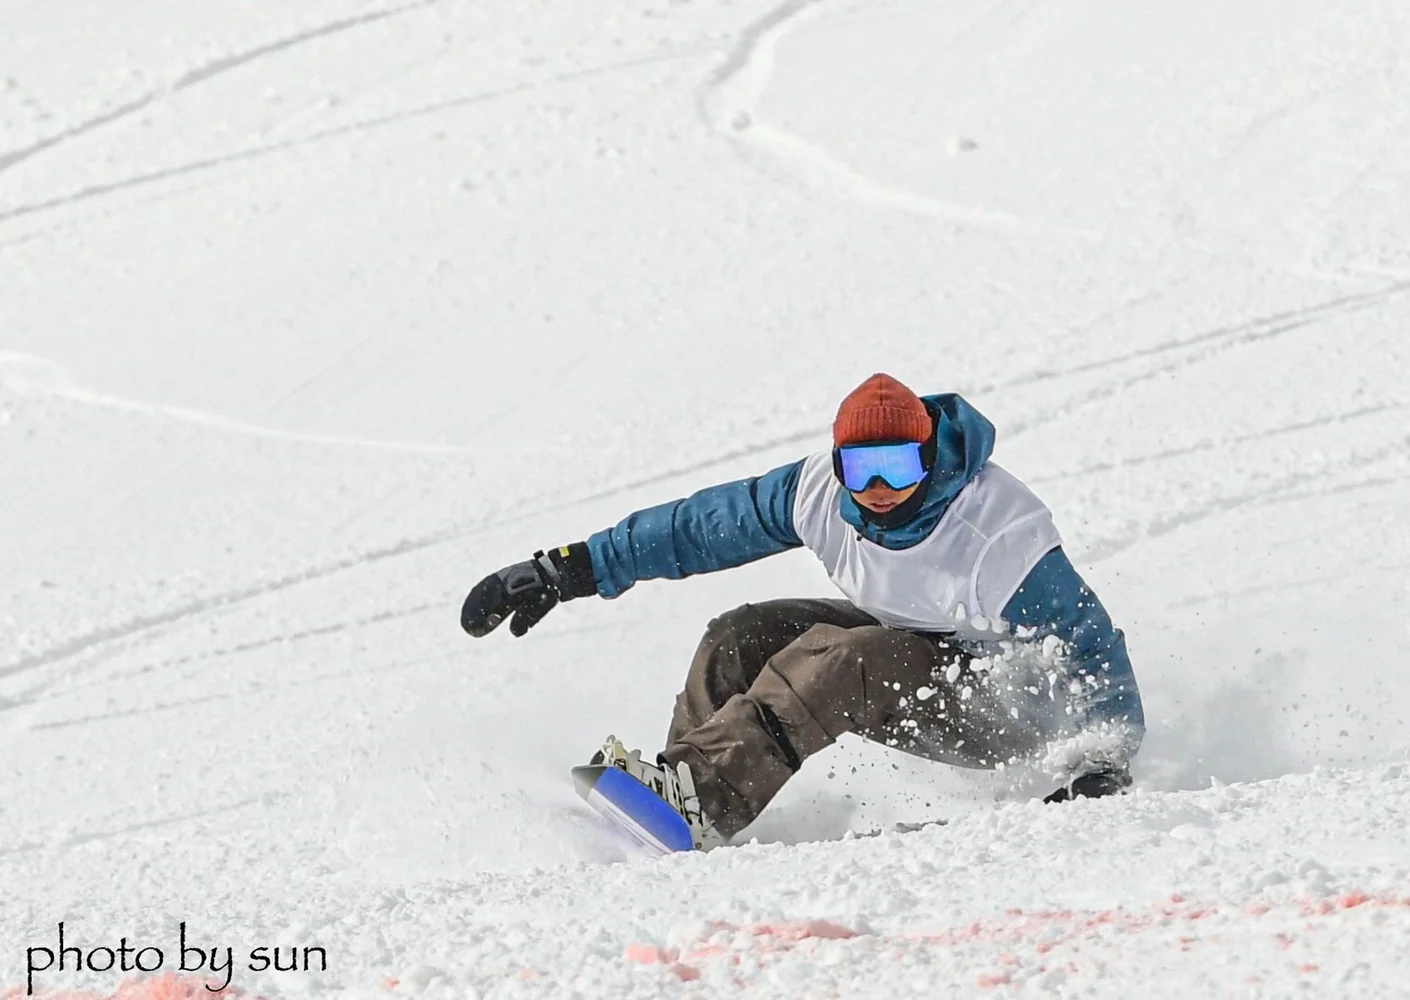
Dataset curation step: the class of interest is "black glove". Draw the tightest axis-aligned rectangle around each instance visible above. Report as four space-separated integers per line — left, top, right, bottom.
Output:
461 542 597 638
1043 764 1132 804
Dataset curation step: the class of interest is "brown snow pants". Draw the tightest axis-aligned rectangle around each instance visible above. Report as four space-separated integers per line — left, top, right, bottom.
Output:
660 599 1053 839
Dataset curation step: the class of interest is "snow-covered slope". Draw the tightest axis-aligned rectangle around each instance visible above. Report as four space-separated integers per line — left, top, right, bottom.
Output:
2 1 1408 996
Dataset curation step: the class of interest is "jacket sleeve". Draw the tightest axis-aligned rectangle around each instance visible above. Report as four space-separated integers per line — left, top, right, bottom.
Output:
587 460 805 598
1002 547 1146 744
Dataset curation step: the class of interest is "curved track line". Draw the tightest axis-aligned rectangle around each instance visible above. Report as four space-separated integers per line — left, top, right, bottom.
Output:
0 90 161 177
32 655 438 731
1253 468 1410 511
60 600 448 694
1169 559 1410 610
628 282 1410 460
9 281 1398 688
0 1 436 181
741 121 1076 235
697 0 821 123
1001 280 1410 438
992 279 1410 398
0 520 484 687
0 44 718 229
0 351 555 456
0 422 822 689
1083 434 1410 564
699 0 1087 237
1030 398 1409 485
0 797 287 858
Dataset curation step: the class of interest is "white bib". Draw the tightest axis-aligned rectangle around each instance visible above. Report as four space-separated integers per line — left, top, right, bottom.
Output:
791 453 1061 636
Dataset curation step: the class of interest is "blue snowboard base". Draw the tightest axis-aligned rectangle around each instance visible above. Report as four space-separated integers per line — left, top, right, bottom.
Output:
572 763 696 856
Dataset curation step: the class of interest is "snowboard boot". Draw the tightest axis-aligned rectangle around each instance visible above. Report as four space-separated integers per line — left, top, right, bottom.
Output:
1043 764 1133 804
591 736 726 850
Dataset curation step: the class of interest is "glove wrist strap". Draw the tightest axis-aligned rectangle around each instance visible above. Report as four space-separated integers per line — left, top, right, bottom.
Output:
540 542 598 600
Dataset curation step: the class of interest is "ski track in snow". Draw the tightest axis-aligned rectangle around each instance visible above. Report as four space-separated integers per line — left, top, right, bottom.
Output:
0 43 719 230
0 352 543 457
5 2 1410 997
1083 433 1410 564
5 273 1399 709
0 511 499 707
0 416 821 704
0 797 285 862
697 0 1087 236
0 2 438 180
1001 280 1410 438
1031 397 1410 486
976 278 1406 398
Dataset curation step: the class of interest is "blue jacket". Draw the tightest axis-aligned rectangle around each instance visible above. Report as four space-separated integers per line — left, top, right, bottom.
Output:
586 394 1144 738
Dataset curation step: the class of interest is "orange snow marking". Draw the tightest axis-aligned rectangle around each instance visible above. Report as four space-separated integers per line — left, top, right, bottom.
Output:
624 891 1410 989
898 888 1410 974
624 919 864 984
645 918 864 967
750 920 858 943
5 974 260 1000
624 944 679 965
1300 964 1320 973
678 943 728 960
623 943 698 982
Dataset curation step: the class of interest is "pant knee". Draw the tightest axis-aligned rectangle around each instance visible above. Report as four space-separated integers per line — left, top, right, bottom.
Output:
779 624 913 682
768 624 861 684
762 625 894 729
775 624 950 726
698 600 815 661
702 602 763 642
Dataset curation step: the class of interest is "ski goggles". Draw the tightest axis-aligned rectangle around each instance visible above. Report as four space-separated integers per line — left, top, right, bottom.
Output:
832 441 928 492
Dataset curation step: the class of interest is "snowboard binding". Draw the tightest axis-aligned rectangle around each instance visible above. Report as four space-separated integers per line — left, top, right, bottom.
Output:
575 735 725 853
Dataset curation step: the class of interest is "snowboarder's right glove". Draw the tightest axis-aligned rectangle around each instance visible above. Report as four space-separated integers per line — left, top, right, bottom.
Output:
1043 764 1132 804
461 542 597 638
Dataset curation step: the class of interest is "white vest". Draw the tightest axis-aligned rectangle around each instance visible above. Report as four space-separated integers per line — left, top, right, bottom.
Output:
791 453 1061 637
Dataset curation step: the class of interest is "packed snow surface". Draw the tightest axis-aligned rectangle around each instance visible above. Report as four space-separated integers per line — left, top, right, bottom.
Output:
3 0 1409 996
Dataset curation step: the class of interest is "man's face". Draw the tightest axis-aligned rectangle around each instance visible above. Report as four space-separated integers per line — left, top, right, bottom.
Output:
850 480 921 514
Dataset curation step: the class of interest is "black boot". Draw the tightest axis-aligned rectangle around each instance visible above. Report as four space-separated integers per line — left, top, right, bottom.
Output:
1044 765 1132 804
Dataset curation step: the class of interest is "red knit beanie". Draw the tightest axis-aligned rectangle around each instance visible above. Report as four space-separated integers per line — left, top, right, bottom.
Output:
833 373 932 446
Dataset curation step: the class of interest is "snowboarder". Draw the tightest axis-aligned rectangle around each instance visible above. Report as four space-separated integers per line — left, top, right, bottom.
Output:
461 373 1144 848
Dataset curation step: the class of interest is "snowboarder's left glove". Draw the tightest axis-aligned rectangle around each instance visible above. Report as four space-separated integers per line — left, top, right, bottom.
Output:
461 542 597 638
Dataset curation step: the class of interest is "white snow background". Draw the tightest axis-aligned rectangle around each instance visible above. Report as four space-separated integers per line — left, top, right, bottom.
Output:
2 0 1409 996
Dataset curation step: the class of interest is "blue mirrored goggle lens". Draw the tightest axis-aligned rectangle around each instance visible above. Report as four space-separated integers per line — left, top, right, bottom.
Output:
837 442 926 491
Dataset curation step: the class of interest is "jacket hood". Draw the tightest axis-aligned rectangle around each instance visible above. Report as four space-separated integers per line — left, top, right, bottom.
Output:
838 392 996 548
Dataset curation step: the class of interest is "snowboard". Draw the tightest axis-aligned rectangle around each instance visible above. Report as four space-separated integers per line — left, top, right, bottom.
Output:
572 762 950 855
572 763 696 856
